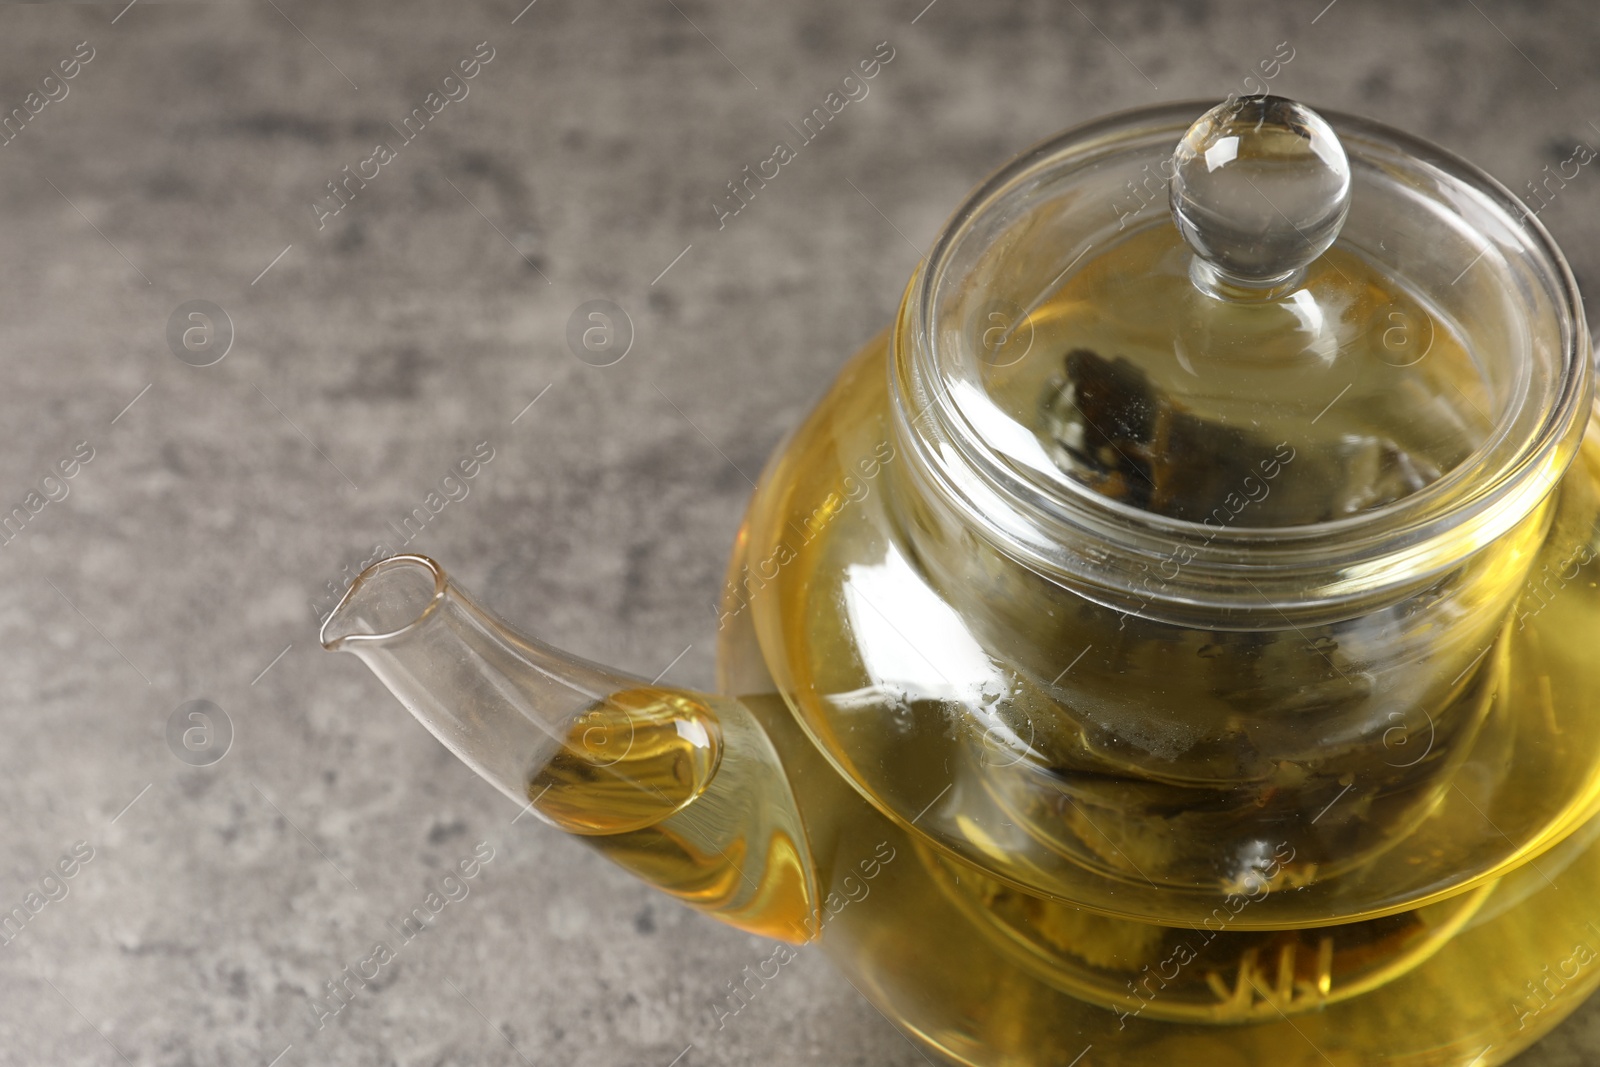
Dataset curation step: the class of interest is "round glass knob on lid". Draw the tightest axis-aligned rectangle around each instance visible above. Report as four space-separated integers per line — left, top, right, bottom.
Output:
1169 96 1351 290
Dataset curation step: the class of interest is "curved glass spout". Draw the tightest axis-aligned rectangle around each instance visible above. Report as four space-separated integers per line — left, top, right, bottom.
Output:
322 555 818 940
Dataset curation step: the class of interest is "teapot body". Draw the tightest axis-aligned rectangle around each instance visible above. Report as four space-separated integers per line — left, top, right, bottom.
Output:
715 330 1600 1065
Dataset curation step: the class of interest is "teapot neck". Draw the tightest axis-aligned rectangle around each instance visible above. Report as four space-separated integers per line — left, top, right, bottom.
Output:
322 556 821 940
321 555 700 817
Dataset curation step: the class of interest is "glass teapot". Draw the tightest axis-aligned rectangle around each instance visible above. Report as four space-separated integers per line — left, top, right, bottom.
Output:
321 96 1600 1066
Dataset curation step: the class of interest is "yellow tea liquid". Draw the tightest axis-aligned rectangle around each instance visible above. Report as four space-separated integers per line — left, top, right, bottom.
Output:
534 229 1600 1064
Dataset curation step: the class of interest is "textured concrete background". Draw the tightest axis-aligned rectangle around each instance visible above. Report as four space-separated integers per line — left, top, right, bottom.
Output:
0 1 1597 1064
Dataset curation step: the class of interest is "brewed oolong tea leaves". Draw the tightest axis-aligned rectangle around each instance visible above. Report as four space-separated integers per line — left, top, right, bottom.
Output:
1040 347 1442 525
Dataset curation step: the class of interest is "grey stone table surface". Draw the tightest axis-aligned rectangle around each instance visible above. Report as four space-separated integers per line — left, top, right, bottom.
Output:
1 1 1598 1064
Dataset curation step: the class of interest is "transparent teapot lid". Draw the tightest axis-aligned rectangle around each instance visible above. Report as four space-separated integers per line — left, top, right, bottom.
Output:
918 95 1543 535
